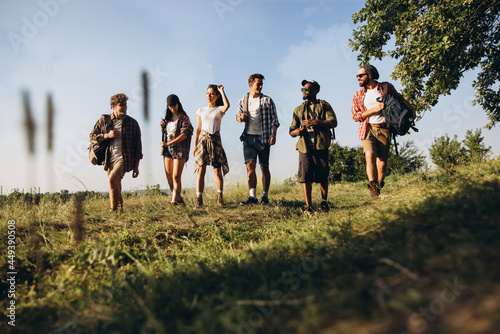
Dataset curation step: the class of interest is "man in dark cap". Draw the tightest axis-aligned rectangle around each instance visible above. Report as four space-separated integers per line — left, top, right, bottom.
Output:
351 64 413 198
290 80 337 213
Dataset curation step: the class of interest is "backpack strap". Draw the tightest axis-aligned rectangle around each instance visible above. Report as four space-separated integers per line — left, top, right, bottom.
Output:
393 132 399 157
319 100 336 141
103 114 113 132
380 82 389 100
239 93 250 141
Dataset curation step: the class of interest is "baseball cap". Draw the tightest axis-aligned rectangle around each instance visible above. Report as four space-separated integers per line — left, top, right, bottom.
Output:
166 94 180 107
301 80 320 92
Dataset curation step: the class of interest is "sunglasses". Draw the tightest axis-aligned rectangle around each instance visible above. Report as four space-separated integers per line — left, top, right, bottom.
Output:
356 73 368 78
301 87 310 92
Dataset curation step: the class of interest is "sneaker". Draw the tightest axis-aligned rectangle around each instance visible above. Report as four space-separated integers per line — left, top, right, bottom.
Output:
240 196 258 205
260 195 269 205
320 200 330 213
217 193 224 206
367 181 380 199
195 195 203 209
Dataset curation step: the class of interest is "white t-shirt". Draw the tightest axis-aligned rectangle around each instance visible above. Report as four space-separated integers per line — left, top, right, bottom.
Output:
110 119 123 163
364 88 386 124
247 97 263 135
196 106 224 134
166 119 178 142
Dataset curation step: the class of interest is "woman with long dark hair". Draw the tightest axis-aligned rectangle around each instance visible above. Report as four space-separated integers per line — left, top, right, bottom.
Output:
160 94 193 205
192 85 230 208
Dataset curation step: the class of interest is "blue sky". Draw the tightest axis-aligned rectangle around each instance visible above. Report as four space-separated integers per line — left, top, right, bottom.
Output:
1 0 498 193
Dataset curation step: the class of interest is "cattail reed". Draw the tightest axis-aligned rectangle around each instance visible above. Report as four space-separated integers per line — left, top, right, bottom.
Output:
46 93 54 152
22 91 36 155
142 71 149 121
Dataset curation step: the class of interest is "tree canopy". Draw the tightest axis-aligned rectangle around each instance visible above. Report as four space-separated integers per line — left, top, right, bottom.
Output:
350 0 500 128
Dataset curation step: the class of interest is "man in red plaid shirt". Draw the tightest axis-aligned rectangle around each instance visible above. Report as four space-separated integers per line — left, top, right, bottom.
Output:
351 65 413 199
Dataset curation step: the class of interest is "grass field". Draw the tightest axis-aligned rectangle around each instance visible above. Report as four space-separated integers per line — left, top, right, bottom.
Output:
1 159 499 334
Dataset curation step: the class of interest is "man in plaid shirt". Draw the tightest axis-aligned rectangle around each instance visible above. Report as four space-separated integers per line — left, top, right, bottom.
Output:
90 93 142 211
352 64 413 198
236 73 280 205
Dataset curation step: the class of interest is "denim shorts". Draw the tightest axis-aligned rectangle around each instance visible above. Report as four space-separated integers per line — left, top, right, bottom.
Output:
163 145 189 160
243 134 270 165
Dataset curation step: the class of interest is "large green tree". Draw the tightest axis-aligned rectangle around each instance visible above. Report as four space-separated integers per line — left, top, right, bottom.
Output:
350 0 500 128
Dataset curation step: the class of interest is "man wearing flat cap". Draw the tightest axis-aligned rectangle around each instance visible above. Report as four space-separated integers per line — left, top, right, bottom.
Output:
289 80 337 213
351 64 414 199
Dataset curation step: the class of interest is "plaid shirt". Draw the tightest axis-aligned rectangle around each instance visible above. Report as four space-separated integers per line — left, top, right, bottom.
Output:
352 81 405 140
193 131 229 176
161 114 193 160
90 113 142 172
236 93 280 144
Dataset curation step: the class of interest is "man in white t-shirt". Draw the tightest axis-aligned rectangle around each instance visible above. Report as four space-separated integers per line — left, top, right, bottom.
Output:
236 73 280 205
351 64 414 198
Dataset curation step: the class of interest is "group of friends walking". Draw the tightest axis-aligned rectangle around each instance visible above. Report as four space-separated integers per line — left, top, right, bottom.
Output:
90 65 415 213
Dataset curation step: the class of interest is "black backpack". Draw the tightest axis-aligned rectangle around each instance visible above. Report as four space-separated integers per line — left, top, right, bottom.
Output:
88 115 113 165
378 83 418 155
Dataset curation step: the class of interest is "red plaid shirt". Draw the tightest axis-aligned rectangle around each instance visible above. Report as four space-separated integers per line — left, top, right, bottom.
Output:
352 82 384 140
352 82 409 140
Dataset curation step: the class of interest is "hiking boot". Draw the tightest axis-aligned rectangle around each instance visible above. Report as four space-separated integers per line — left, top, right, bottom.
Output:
320 200 330 213
240 196 258 205
195 195 203 209
217 193 224 206
368 181 380 199
260 195 269 205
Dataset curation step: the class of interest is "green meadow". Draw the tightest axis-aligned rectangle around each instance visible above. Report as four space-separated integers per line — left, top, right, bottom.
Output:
1 159 499 333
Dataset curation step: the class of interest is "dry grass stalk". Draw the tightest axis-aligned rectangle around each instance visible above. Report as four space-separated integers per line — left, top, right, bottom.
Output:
71 195 84 243
22 90 36 155
46 93 54 152
142 71 149 121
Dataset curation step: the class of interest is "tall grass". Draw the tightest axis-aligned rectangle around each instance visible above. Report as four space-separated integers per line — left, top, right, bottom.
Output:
1 159 499 333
